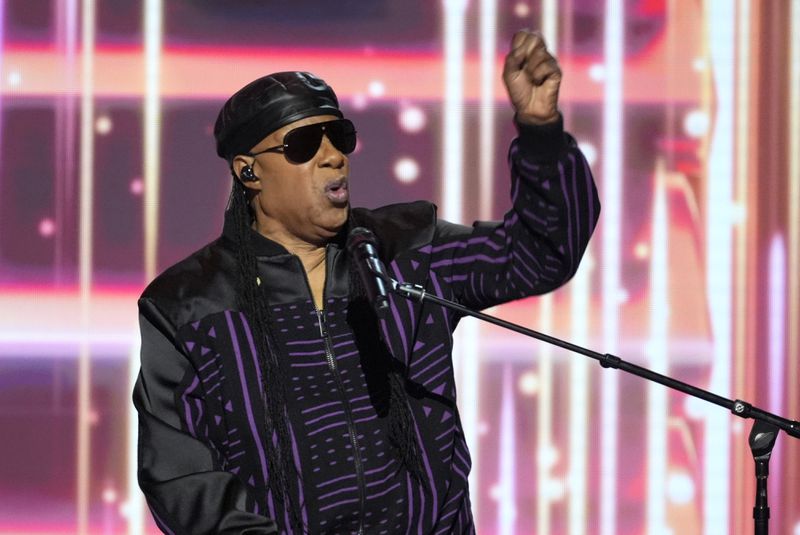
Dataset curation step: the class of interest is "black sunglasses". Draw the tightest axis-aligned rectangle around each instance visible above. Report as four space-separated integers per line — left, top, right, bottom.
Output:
248 118 357 164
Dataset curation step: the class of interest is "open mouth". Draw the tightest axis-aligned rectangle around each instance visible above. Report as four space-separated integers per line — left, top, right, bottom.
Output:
324 178 349 204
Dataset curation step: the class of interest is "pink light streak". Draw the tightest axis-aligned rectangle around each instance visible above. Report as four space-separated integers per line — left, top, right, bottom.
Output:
0 38 702 103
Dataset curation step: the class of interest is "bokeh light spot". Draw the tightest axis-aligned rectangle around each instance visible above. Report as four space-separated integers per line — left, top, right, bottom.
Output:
588 63 605 82
683 109 709 138
96 114 113 135
39 218 56 238
514 3 530 18
368 80 385 98
518 370 539 396
130 178 144 195
394 157 420 183
399 105 427 133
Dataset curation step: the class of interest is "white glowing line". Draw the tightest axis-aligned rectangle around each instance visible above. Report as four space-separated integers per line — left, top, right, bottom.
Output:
128 4 162 532
568 251 591 535
441 0 466 224
535 5 557 527
0 0 6 172
542 0 558 53
128 341 145 535
478 0 497 220
734 0 750 371
0 331 137 345
144 0 163 281
599 0 623 534
54 0 79 282
788 1 800 519
647 165 669 534
704 1 735 532
733 0 750 520
77 1 96 532
442 0 472 522
536 293 553 535
498 364 517 535
473 2 496 520
767 235 786 509
457 317 481 524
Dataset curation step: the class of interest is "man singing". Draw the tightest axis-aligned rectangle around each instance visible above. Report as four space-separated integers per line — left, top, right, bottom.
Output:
134 30 600 534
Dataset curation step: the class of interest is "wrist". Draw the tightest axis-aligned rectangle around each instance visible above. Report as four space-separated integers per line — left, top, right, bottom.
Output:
514 113 566 161
515 110 561 126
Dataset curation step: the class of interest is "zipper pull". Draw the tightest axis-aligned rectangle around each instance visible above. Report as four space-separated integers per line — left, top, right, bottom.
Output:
316 309 326 338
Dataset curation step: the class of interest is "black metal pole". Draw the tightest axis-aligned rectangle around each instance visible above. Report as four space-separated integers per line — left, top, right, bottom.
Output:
391 280 800 439
384 278 800 533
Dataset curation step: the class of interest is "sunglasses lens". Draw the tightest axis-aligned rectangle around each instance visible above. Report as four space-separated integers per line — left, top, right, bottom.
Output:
325 120 357 155
283 125 323 163
282 119 358 163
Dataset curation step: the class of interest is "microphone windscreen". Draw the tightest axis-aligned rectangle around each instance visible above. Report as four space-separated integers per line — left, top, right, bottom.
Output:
346 226 377 253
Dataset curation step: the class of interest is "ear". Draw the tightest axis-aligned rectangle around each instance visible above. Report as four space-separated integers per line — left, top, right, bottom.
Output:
232 155 263 192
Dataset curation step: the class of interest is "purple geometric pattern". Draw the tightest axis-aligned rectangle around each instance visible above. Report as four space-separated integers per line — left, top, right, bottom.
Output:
157 140 597 533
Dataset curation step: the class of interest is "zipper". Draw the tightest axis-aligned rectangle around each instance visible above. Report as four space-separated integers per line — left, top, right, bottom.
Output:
299 253 366 535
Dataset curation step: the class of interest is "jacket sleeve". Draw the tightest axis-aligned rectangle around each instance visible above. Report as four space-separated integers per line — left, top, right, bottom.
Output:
429 115 600 310
134 304 278 535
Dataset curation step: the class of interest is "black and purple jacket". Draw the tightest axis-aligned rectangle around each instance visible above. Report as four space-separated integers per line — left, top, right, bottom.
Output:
133 117 600 534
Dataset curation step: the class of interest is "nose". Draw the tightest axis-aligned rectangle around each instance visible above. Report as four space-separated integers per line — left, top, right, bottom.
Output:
317 134 346 169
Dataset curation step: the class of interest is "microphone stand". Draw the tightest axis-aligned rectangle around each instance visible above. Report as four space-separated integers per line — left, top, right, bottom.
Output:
380 275 800 534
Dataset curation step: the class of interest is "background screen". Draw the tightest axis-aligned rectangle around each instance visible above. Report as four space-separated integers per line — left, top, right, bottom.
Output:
1 0 799 534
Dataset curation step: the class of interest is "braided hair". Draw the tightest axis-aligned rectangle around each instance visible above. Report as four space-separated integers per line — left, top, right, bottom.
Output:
229 176 426 527
228 176 303 531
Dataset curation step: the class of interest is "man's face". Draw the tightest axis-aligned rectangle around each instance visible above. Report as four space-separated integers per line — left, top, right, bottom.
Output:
242 114 350 246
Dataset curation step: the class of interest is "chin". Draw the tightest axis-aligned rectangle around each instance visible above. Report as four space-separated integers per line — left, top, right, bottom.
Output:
316 211 348 239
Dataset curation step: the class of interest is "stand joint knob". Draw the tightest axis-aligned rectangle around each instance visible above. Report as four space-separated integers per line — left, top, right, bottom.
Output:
600 354 621 369
732 400 752 418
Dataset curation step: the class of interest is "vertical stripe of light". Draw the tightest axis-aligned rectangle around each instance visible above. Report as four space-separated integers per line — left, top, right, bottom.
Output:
542 0 557 54
536 294 554 535
0 0 5 234
497 364 516 535
599 0 623 534
441 0 466 224
786 1 800 527
77 0 96 532
732 1 751 527
442 0 478 528
538 4 558 535
144 0 163 281
767 235 786 516
470 0 498 526
128 2 163 532
646 162 669 535
536 294 555 533
54 0 78 283
704 1 736 533
567 256 591 535
478 0 496 220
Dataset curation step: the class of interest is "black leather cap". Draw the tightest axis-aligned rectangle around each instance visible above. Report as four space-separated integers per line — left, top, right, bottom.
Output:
214 71 343 162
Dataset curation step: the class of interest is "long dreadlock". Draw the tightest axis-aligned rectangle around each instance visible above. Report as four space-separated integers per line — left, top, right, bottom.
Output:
228 176 303 532
387 362 427 484
345 215 427 486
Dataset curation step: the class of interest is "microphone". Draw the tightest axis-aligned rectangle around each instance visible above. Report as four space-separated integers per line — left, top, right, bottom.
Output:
346 227 391 317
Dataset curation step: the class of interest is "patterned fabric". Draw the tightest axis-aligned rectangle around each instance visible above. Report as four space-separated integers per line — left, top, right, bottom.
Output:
134 117 600 534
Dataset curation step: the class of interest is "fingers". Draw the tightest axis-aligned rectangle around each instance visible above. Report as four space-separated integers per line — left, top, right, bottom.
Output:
525 56 561 86
510 29 532 51
503 30 555 81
